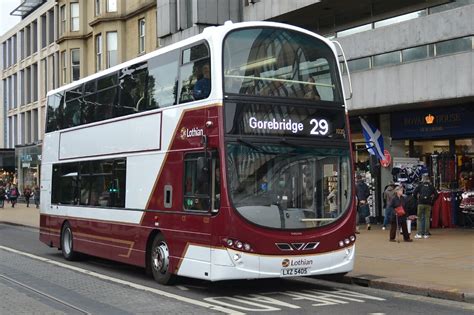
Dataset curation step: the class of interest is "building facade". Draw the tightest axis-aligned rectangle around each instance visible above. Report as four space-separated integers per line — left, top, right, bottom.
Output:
0 0 58 189
156 0 474 221
0 0 158 191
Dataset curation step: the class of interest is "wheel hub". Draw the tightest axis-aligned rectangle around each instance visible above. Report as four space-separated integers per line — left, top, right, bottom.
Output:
152 242 169 274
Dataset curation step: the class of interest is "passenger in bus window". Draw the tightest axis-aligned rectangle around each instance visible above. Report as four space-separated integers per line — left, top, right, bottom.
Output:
193 62 211 100
304 77 321 100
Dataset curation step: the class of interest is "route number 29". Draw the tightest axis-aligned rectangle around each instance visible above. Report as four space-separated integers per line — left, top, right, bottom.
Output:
310 119 329 135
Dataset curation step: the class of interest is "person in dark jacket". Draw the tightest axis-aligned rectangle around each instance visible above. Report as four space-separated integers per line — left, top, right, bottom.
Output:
388 185 413 242
412 175 438 239
8 184 20 208
382 181 396 230
356 175 371 231
0 185 5 208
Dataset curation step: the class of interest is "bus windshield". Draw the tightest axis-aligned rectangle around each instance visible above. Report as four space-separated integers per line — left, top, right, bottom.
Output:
223 27 343 102
226 142 351 229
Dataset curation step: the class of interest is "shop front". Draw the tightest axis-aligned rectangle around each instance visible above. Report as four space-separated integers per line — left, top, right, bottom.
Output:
390 105 474 227
15 143 42 194
0 149 15 185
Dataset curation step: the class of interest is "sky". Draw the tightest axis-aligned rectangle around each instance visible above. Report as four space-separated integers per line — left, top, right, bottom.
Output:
0 0 21 37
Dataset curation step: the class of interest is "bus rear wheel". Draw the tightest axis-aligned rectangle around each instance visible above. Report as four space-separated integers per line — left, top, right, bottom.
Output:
61 222 79 261
150 234 175 285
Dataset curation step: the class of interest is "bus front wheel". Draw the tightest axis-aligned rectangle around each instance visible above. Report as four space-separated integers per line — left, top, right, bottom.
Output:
61 222 79 261
150 234 175 285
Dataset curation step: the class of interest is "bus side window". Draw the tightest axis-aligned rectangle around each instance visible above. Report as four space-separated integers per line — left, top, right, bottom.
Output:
148 50 179 108
179 42 210 104
96 73 119 120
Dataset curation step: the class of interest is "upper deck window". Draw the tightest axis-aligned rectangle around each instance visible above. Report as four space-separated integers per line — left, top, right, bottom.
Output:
179 43 211 103
223 27 343 103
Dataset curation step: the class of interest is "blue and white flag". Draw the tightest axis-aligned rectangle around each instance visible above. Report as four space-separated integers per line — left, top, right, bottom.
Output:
360 117 386 161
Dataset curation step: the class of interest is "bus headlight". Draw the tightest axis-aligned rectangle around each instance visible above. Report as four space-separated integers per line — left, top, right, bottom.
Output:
223 238 252 252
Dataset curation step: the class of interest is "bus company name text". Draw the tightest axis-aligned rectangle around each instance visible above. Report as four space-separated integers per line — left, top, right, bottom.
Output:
180 127 204 140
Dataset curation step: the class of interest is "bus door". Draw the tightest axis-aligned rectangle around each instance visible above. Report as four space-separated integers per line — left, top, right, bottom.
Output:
179 151 219 278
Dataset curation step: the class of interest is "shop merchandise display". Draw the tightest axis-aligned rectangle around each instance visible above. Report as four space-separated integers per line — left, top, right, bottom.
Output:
460 191 474 227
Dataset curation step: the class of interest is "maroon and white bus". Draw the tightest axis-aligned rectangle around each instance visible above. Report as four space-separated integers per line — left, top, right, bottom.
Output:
40 21 355 284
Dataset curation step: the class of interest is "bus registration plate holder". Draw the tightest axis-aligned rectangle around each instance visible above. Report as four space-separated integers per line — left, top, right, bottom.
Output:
281 267 309 276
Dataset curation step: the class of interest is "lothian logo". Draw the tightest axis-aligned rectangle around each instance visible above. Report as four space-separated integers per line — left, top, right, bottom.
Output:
282 259 290 268
179 127 204 140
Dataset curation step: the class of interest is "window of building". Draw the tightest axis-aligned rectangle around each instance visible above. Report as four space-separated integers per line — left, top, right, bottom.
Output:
374 10 427 29
42 59 47 95
177 0 193 30
347 57 371 72
402 45 429 63
430 0 474 14
95 0 101 16
337 23 372 38
25 66 31 104
70 3 80 32
61 50 67 84
60 5 66 35
25 26 31 57
41 14 47 48
107 0 117 12
12 74 17 108
32 21 38 54
19 30 25 60
106 31 118 68
32 63 38 102
19 70 24 106
71 48 80 81
95 34 102 72
372 51 400 68
138 18 145 54
48 9 55 44
2 43 6 70
435 36 473 56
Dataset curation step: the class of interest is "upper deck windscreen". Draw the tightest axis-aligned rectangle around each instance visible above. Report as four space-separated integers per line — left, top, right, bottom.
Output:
223 27 343 103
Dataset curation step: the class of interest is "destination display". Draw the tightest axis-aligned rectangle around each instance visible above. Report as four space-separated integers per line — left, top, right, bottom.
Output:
225 102 346 139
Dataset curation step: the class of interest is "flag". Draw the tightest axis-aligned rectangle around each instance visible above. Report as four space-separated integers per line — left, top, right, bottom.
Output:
360 117 386 161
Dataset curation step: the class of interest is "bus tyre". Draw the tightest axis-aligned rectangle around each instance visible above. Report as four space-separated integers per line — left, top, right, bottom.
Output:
61 222 79 261
150 234 175 285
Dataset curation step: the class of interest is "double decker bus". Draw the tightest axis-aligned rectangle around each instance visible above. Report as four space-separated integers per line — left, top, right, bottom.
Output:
40 21 355 284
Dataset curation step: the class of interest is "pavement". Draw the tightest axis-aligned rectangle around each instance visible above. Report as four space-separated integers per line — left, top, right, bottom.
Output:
1 202 473 303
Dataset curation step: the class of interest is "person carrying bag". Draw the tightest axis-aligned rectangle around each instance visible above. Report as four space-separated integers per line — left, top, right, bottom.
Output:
387 185 412 242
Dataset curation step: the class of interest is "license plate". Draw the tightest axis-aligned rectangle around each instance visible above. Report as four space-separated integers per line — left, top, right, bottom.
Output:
281 268 309 276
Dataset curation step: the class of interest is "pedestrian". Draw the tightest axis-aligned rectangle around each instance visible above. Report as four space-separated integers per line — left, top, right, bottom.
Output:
33 185 40 209
23 185 32 207
382 181 396 230
0 185 6 208
327 185 338 218
356 174 371 231
413 174 438 239
388 185 413 242
8 184 20 208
